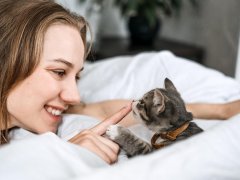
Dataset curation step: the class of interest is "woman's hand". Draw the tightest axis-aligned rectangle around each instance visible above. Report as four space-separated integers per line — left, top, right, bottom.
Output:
68 102 132 164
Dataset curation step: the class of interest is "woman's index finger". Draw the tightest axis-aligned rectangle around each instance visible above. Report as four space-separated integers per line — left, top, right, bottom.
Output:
90 102 132 135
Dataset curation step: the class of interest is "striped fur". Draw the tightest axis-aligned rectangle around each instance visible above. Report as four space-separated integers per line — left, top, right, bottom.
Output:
106 78 203 157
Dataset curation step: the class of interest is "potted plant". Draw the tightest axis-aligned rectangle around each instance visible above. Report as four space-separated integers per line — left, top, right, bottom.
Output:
78 0 197 45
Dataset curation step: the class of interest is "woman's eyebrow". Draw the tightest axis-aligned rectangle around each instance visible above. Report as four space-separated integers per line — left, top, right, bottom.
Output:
50 58 84 72
51 58 73 68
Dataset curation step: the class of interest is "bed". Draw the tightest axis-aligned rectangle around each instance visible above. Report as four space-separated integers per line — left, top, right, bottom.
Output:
1 51 240 179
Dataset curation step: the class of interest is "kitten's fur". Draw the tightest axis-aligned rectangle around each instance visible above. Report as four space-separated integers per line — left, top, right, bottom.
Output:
106 78 203 157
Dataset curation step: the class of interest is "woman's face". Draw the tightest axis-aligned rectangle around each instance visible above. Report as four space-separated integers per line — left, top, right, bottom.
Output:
7 24 84 134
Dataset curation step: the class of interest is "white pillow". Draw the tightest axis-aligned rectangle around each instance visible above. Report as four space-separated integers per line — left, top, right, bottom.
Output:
79 51 240 103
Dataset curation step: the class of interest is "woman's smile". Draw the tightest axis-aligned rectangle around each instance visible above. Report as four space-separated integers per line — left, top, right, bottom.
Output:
44 105 66 122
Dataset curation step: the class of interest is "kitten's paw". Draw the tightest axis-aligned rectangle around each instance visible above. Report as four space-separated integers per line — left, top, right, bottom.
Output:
106 125 120 140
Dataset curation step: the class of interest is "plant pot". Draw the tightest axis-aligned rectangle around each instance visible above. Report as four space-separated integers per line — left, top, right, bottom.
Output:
128 15 161 46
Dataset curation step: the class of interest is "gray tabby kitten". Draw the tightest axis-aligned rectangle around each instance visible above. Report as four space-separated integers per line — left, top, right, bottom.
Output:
106 78 203 157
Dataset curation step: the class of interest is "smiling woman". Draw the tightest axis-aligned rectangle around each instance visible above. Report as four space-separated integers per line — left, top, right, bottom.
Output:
0 0 133 165
0 0 89 143
7 24 84 134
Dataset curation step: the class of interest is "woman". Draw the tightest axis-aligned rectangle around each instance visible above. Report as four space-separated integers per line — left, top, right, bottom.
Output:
0 0 239 164
0 0 131 164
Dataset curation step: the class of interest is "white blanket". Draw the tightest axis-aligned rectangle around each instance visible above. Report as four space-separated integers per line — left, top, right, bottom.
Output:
2 51 240 179
1 114 240 180
81 115 240 180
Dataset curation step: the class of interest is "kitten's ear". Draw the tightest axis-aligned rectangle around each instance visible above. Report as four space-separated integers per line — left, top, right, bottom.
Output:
153 89 165 114
164 78 177 92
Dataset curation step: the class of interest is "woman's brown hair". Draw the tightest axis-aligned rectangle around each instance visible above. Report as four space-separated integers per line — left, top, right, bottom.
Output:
0 0 91 144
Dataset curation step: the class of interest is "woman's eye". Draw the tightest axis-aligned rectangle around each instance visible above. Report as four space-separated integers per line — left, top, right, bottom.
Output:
75 74 80 81
53 70 66 78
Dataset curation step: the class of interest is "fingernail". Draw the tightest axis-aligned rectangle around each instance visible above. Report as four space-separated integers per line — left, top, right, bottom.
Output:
123 101 132 109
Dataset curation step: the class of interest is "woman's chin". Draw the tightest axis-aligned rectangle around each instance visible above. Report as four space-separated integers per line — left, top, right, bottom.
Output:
35 126 58 134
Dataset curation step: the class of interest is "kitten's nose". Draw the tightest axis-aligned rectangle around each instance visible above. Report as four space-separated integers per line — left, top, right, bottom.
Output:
137 103 144 109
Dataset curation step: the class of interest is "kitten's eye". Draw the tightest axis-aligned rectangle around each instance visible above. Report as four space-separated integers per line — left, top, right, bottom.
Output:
154 103 161 107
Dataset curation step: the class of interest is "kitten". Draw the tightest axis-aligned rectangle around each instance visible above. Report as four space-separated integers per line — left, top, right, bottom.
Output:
106 78 203 157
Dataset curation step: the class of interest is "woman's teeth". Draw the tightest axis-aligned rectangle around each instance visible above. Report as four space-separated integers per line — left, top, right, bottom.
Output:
46 106 63 116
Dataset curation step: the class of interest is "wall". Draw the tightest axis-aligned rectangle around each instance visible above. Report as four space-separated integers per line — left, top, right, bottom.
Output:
235 31 240 82
160 0 240 77
54 0 102 42
56 0 240 77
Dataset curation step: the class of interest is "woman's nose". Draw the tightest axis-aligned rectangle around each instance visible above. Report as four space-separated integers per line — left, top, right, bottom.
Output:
60 82 80 105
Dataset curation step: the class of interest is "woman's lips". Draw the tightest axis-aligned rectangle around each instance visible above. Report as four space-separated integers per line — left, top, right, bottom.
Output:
44 105 63 122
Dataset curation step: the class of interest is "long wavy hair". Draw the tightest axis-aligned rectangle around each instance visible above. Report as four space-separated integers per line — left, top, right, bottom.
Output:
0 0 91 144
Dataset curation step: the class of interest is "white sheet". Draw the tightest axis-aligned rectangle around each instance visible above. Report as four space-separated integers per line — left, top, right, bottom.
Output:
0 131 108 180
1 114 240 180
2 51 240 179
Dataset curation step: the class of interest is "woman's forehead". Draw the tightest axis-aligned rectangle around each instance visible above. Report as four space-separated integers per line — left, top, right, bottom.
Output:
41 24 84 69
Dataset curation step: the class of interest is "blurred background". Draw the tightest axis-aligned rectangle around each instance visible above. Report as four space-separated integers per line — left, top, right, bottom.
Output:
55 0 240 78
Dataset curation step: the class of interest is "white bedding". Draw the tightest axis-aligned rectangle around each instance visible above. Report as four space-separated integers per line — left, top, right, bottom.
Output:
1 115 240 180
1 51 240 179
79 51 240 103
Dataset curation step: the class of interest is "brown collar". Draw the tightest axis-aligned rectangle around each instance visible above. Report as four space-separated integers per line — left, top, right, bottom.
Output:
151 122 190 149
